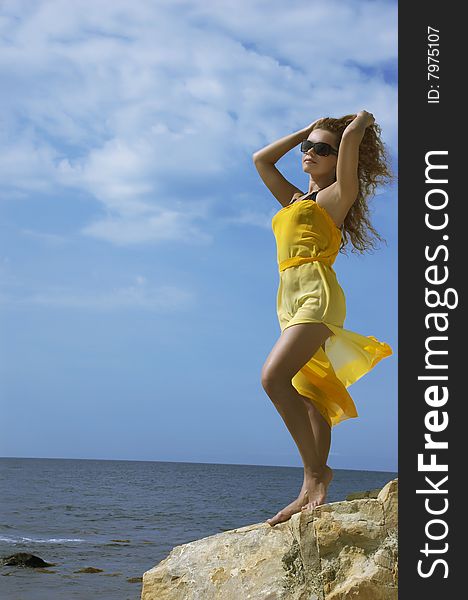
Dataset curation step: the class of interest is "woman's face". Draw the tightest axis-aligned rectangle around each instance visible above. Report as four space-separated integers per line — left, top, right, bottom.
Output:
302 128 339 179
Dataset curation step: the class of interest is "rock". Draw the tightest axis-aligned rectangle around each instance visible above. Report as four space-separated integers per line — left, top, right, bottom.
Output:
141 478 398 600
378 478 398 534
0 553 54 568
345 488 382 501
74 567 104 573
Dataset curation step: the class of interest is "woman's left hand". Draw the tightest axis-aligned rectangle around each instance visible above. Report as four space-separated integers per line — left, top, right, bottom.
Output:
354 110 375 128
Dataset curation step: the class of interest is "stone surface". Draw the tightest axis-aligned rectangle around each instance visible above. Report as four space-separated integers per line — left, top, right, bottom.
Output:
345 488 382 501
141 478 398 600
0 553 55 568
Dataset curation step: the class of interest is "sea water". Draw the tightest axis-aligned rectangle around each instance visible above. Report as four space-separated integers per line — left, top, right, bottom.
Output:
0 457 397 600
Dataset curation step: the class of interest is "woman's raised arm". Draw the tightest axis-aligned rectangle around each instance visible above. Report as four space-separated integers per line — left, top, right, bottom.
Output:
252 120 321 207
335 110 375 208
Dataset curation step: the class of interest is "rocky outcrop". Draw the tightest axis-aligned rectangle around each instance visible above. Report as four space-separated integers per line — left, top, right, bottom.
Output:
0 553 55 568
141 478 398 600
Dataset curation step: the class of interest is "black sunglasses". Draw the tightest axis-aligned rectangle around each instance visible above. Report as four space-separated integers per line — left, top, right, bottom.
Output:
300 140 338 156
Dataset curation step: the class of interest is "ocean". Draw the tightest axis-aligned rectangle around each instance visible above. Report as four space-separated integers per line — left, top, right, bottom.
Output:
0 457 397 600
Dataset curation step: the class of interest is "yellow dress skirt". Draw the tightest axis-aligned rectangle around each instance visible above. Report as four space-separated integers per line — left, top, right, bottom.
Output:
271 196 393 428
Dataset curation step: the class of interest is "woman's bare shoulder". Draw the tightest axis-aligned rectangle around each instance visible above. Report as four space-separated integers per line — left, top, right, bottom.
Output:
290 191 305 204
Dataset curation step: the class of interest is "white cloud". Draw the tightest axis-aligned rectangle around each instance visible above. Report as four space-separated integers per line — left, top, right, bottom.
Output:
0 279 196 311
0 0 397 246
20 228 69 245
81 208 213 246
221 207 277 229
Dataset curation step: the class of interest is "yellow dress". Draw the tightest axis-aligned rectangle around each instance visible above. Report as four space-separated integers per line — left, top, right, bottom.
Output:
271 193 393 428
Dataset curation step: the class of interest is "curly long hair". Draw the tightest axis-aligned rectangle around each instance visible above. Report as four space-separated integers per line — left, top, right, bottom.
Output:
311 115 394 255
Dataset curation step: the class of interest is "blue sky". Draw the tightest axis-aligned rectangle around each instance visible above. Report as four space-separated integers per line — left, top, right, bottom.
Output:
0 0 397 472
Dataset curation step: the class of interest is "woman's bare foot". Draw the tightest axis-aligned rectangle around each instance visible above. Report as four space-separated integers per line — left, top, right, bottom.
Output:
300 465 334 512
266 485 309 527
265 466 333 527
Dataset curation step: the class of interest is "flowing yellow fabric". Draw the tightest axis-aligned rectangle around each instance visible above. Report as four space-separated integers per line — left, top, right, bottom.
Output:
271 197 393 428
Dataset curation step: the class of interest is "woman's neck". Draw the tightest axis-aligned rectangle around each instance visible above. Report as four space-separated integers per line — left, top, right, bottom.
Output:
308 175 335 194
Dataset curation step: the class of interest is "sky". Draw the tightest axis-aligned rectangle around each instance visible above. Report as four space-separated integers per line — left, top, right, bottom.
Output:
0 0 398 472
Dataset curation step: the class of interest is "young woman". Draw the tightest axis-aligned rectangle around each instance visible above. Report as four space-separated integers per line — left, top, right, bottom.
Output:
252 110 393 526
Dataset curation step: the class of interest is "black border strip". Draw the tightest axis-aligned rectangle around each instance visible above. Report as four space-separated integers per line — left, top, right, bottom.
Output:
399 1 462 595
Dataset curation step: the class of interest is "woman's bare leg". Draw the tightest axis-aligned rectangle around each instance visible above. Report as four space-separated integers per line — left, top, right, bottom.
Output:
261 322 334 525
300 397 334 511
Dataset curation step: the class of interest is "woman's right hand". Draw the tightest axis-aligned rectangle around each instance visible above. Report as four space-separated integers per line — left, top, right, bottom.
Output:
303 118 323 133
